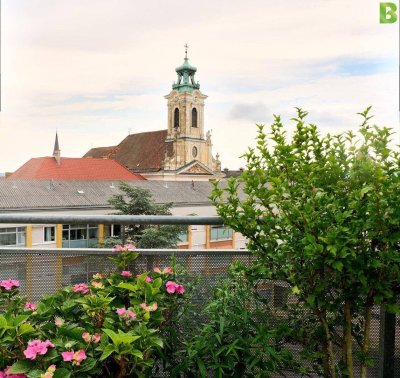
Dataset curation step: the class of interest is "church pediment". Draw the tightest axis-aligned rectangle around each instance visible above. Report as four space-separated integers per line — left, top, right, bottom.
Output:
177 161 215 175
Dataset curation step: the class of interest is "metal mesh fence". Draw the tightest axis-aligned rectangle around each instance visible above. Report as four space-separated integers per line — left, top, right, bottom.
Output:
0 248 398 377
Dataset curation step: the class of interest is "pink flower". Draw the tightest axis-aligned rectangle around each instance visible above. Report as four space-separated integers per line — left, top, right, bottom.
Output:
23 340 54 360
2 366 27 378
54 317 64 327
166 281 185 295
24 302 37 311
140 302 158 312
74 350 87 365
92 273 103 279
176 285 185 294
91 281 104 289
72 283 89 294
62 349 87 365
116 308 126 316
61 351 74 362
127 310 136 318
136 274 152 282
82 332 91 343
153 267 161 273
124 243 136 251
0 279 20 291
163 267 173 274
92 333 101 343
121 271 132 277
40 364 56 378
113 244 124 252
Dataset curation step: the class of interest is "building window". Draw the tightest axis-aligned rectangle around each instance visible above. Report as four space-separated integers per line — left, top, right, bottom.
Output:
210 225 233 241
178 229 188 243
62 224 98 248
0 227 26 246
44 226 55 242
110 224 121 238
174 108 179 128
192 108 198 128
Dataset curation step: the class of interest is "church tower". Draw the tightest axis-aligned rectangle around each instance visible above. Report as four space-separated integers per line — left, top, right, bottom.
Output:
164 46 221 176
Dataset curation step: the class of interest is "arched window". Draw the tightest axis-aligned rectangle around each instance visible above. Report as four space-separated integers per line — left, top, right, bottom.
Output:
192 108 198 128
174 108 179 128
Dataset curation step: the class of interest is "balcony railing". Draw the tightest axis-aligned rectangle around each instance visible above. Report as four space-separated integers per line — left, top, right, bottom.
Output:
0 214 398 377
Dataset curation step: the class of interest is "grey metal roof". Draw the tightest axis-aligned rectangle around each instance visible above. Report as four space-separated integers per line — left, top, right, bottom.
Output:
0 180 240 211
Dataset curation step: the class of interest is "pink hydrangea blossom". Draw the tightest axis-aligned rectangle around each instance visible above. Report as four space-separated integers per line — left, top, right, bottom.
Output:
62 349 87 366
82 332 91 343
72 283 89 294
121 271 132 277
24 302 37 311
153 267 173 274
0 279 20 291
116 308 126 316
82 332 101 343
126 310 136 318
140 302 158 312
1 366 27 378
40 364 56 378
112 244 124 252
136 274 152 282
116 307 136 319
124 243 136 251
23 340 55 360
91 281 104 289
166 281 185 295
54 317 64 327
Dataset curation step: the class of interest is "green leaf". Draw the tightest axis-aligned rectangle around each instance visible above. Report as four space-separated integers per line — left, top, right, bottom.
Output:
19 323 36 335
130 349 143 359
332 261 343 272
292 286 301 295
27 370 44 378
13 315 30 326
99 344 116 361
197 359 207 378
54 368 72 378
8 360 34 374
117 282 138 292
0 315 10 329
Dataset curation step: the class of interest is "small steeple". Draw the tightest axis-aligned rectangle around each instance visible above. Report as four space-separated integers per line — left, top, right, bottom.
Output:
172 43 200 93
53 132 61 165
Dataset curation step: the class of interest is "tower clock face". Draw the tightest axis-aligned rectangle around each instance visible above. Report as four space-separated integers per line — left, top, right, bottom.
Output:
192 146 198 158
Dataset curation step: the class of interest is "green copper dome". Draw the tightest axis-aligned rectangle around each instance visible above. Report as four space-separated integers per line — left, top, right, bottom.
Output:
172 50 200 93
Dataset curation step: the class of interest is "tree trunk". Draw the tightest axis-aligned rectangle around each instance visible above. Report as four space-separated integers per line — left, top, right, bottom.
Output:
319 311 336 378
344 300 354 378
116 358 128 378
360 304 373 378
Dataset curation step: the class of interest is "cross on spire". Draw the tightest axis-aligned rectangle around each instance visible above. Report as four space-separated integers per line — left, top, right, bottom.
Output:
184 43 189 58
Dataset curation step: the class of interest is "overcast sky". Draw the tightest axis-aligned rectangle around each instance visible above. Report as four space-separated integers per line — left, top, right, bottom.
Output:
0 0 398 173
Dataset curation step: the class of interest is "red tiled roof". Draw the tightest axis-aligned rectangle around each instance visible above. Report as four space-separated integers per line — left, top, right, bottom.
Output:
8 157 145 180
83 130 173 172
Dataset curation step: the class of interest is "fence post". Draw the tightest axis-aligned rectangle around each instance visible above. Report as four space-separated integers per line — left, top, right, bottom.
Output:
378 306 395 378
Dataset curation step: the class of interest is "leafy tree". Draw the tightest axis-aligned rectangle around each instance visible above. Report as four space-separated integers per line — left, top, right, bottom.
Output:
211 108 400 378
107 183 184 249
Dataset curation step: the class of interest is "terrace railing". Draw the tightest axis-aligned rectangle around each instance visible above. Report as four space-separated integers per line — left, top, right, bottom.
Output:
0 214 398 377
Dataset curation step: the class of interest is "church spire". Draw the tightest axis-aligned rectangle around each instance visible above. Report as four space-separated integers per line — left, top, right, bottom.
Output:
172 44 200 93
53 132 61 165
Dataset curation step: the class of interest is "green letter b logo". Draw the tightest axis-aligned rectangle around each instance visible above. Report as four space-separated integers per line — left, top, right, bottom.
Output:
380 2 398 23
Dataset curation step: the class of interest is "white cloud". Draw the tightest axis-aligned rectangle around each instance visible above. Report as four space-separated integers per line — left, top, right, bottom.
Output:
0 0 398 172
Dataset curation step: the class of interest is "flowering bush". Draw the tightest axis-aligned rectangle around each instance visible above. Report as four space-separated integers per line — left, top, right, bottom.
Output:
0 244 185 378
